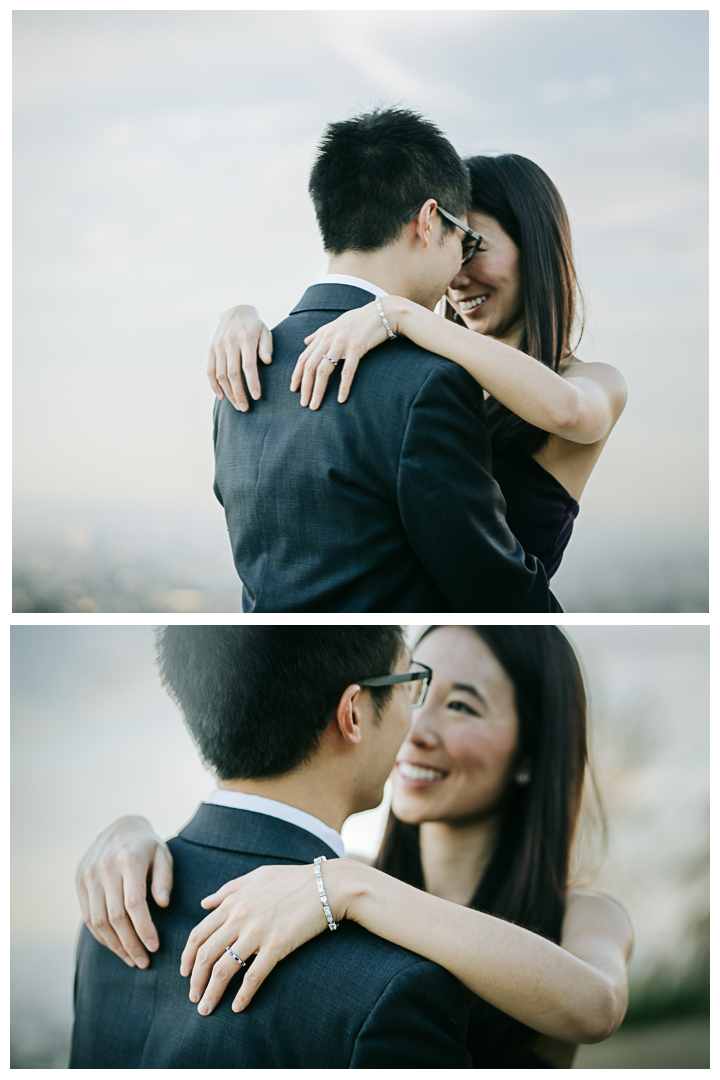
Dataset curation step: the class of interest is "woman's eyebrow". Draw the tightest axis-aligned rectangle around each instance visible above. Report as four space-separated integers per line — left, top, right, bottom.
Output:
451 682 488 707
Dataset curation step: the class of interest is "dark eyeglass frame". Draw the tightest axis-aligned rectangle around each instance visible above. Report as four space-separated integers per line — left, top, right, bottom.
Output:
358 662 432 709
403 203 483 266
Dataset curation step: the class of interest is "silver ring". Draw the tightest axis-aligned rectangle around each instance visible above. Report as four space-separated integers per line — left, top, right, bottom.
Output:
322 353 339 367
225 946 246 967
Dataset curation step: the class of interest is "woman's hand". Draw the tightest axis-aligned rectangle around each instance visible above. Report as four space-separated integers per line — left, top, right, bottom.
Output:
290 297 402 409
180 859 354 1015
207 305 273 411
76 816 173 969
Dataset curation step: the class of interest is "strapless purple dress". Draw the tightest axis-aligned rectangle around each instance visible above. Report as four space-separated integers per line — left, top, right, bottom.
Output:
492 455 579 580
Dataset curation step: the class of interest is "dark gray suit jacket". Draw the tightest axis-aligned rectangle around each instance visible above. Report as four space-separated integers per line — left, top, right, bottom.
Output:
213 283 559 613
70 804 473 1068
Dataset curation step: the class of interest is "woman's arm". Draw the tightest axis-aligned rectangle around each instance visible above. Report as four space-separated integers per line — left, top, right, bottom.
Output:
183 861 632 1044
76 822 631 1043
293 297 627 444
339 867 632 1044
393 298 627 444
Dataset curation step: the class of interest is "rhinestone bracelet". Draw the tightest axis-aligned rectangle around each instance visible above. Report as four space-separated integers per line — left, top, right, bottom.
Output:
375 297 397 340
313 856 339 931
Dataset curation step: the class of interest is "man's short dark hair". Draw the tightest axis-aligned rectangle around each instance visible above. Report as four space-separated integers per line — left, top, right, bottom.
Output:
156 626 406 779
309 107 471 255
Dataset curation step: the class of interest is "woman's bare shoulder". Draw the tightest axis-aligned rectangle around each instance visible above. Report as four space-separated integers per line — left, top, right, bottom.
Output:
346 852 374 865
565 890 633 935
560 357 628 416
563 891 634 968
567 888 626 910
562 356 624 379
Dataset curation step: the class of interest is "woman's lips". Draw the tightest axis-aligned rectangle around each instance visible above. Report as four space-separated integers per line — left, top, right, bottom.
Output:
395 761 448 787
457 294 489 315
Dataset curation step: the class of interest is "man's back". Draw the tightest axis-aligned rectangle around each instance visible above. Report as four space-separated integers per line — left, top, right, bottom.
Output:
70 804 471 1069
213 284 557 613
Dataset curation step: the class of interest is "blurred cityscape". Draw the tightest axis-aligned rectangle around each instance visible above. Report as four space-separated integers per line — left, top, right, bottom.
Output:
13 500 709 614
10 625 709 1067
13 501 240 614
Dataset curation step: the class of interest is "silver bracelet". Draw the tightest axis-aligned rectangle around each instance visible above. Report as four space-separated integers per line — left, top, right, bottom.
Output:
375 297 397 340
313 856 339 931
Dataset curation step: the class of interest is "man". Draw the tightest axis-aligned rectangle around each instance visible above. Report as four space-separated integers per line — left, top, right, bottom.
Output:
70 626 472 1068
212 108 560 613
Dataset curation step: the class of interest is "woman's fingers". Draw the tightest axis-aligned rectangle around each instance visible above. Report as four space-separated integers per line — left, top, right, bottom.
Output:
214 347 239 411
231 949 282 1013
77 873 92 930
75 816 170 965
150 843 174 909
103 857 155 966
308 356 338 410
200 875 247 909
291 301 388 403
179 906 228 978
258 325 274 365
121 868 160 955
207 346 224 400
221 346 250 413
187 922 250 1006
337 352 361 403
290 348 312 392
84 870 138 967
79 874 129 963
299 351 325 407
239 332 262 401
294 334 363 407
207 306 272 407
300 345 338 408
194 943 251 1015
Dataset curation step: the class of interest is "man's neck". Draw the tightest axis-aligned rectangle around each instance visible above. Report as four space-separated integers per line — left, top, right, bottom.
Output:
327 252 434 309
218 774 351 834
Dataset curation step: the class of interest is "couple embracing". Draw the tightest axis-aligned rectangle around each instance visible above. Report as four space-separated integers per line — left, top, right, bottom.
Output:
208 108 626 612
71 626 632 1068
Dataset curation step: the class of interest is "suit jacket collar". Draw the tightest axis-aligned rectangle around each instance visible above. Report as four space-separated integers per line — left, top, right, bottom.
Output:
178 803 340 863
290 283 376 315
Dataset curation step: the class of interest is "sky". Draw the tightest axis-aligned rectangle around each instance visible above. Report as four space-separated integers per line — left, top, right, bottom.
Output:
10 623 709 1064
12 10 708 609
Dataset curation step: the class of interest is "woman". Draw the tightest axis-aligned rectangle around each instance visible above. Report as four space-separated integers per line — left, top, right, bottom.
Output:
77 626 632 1068
209 155 627 579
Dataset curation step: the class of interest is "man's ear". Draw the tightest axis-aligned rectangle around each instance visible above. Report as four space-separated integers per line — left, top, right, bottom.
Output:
333 684 363 746
410 199 437 251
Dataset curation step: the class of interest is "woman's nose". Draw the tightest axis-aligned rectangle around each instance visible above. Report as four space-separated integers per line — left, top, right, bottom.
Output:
449 269 471 291
408 707 440 747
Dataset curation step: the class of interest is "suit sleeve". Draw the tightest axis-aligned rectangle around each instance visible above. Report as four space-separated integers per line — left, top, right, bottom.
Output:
349 960 473 1069
397 361 560 612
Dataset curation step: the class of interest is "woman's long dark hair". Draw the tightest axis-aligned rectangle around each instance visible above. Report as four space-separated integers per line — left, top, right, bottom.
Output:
460 154 584 460
375 626 589 944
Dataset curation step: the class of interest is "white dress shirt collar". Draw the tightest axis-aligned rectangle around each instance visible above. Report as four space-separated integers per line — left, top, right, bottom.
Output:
313 273 388 298
207 788 345 858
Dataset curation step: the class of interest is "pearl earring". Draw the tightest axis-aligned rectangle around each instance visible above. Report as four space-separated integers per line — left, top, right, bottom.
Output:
516 771 531 786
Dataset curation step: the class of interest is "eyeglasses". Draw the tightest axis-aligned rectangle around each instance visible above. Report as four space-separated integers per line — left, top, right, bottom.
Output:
403 203 483 266
358 661 432 708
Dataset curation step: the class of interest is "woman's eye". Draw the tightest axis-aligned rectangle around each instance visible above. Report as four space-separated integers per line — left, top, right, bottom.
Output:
447 700 478 716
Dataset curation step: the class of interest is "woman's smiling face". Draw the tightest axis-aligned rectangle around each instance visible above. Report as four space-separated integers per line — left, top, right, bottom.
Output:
391 627 522 825
447 211 525 343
